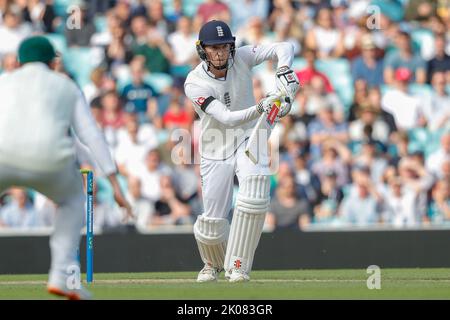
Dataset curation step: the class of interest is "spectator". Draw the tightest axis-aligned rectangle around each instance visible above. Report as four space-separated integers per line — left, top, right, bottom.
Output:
115 114 157 177
422 72 450 131
340 165 383 226
129 149 171 202
304 6 345 59
102 19 133 77
146 0 176 38
100 90 126 130
167 16 197 66
126 176 154 231
22 0 57 33
302 75 344 121
387 130 410 167
83 67 107 104
236 16 271 47
121 57 159 123
152 175 192 226
267 174 311 230
313 170 344 225
195 0 230 25
397 155 434 218
353 138 388 184
381 67 424 130
0 188 41 229
367 86 398 134
351 34 384 87
113 0 131 26
229 0 268 32
296 49 334 93
349 102 390 146
347 78 368 121
308 101 349 160
292 149 321 205
0 4 32 58
383 31 426 84
311 139 351 188
132 21 173 74
382 175 425 227
427 34 450 83
65 4 96 47
426 131 450 179
1 52 18 74
163 97 192 130
130 14 149 47
428 179 450 224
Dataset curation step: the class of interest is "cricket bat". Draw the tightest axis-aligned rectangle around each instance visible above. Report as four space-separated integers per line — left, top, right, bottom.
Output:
245 99 281 164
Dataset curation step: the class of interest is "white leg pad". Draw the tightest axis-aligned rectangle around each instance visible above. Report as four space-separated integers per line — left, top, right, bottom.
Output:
194 215 229 269
224 175 270 274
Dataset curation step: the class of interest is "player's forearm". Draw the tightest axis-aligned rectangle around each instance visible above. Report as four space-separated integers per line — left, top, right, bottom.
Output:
207 101 261 127
72 93 117 176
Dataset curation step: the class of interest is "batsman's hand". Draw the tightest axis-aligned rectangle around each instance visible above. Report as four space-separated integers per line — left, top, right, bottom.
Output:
276 95 292 121
108 174 134 223
113 188 134 223
256 93 281 115
275 66 300 100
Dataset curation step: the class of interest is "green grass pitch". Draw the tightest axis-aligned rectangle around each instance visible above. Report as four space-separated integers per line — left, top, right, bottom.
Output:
1 269 450 299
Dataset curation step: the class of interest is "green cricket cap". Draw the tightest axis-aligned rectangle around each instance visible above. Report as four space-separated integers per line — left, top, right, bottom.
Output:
18 36 58 64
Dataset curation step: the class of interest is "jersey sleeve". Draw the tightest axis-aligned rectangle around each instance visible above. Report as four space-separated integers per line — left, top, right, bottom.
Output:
185 83 260 127
71 91 117 176
237 42 294 69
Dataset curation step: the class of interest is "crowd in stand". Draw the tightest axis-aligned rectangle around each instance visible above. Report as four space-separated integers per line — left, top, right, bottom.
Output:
0 0 449 232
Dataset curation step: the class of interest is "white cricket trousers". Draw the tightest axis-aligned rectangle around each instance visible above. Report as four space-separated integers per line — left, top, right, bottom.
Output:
200 142 271 219
0 160 85 287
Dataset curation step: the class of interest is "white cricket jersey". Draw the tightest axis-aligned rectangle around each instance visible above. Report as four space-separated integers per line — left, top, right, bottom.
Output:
184 42 294 160
0 62 116 174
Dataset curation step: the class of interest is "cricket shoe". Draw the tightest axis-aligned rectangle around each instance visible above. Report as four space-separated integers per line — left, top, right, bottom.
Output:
197 264 222 282
47 284 93 300
228 268 250 283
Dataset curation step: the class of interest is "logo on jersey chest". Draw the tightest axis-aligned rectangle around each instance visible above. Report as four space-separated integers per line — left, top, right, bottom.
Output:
224 92 231 108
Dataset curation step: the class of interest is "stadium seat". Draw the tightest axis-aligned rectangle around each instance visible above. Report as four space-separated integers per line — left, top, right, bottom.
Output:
316 59 353 109
94 15 108 33
170 65 192 78
408 128 430 154
183 0 204 17
291 58 306 71
144 73 173 94
53 0 78 17
44 33 67 56
63 48 98 88
425 128 445 157
409 83 433 101
411 28 435 60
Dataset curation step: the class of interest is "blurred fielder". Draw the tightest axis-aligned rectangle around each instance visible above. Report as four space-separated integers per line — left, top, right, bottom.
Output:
184 20 299 282
0 36 132 299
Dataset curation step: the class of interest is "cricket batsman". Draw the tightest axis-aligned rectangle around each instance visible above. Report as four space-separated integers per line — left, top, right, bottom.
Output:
184 20 299 282
0 36 132 299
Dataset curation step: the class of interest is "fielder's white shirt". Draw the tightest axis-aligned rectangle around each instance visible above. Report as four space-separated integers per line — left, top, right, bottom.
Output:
0 62 116 175
184 42 294 160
